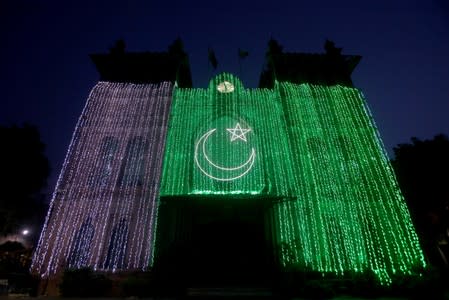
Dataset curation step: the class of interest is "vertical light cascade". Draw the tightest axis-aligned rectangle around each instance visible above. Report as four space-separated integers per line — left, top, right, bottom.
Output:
159 73 425 284
273 82 426 284
31 81 173 276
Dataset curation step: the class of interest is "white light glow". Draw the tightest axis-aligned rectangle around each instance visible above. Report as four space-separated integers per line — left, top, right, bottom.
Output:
31 81 174 276
194 127 256 181
226 123 251 142
217 81 235 93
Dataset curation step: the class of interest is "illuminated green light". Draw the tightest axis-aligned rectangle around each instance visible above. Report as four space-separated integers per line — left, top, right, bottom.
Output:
159 73 426 285
189 190 261 195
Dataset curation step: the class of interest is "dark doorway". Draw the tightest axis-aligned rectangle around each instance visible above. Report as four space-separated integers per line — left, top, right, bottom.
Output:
190 219 269 284
155 197 274 287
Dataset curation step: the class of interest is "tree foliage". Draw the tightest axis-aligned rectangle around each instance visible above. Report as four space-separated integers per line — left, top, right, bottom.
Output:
392 134 449 266
0 124 50 236
59 268 111 297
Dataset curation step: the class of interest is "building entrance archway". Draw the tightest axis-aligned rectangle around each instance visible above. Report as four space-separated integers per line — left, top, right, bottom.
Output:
155 197 275 286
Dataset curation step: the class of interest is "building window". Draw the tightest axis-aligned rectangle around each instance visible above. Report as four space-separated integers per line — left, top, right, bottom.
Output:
103 218 129 270
67 219 95 268
307 137 325 156
118 136 147 187
90 136 119 186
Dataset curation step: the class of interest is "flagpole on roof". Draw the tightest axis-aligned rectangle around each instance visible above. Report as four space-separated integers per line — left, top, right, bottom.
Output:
238 48 249 79
208 47 218 75
238 51 242 77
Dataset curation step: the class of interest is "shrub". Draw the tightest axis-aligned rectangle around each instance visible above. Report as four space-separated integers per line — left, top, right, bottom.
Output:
59 268 111 297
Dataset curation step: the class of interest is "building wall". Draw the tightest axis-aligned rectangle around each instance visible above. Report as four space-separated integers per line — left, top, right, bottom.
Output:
159 73 426 284
31 82 173 276
273 82 425 283
32 73 425 285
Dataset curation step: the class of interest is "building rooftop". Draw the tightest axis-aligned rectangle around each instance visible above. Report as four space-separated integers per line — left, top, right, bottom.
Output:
90 39 193 87
259 40 361 88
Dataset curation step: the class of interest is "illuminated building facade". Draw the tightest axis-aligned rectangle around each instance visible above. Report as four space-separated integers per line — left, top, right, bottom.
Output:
32 40 425 284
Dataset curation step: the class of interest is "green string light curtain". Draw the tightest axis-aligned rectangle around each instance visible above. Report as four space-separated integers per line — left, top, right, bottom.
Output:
159 73 425 284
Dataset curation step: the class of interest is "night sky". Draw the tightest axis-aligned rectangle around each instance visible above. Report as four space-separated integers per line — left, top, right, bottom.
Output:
1 0 448 195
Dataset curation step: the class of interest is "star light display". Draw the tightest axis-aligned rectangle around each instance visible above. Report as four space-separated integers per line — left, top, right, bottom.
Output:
31 81 173 276
227 123 251 142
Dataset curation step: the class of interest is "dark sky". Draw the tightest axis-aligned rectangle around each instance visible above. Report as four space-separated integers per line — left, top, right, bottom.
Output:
1 0 448 194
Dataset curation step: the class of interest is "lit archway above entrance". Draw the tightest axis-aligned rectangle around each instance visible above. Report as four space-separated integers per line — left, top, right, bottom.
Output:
217 81 235 93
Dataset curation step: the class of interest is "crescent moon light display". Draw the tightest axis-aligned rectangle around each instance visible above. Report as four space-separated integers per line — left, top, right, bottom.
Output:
194 123 256 181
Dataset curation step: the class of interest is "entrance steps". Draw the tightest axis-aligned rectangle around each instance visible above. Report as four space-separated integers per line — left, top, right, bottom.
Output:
187 287 272 297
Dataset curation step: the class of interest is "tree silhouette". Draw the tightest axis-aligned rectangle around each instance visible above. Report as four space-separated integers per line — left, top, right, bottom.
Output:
392 134 449 266
0 124 50 237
